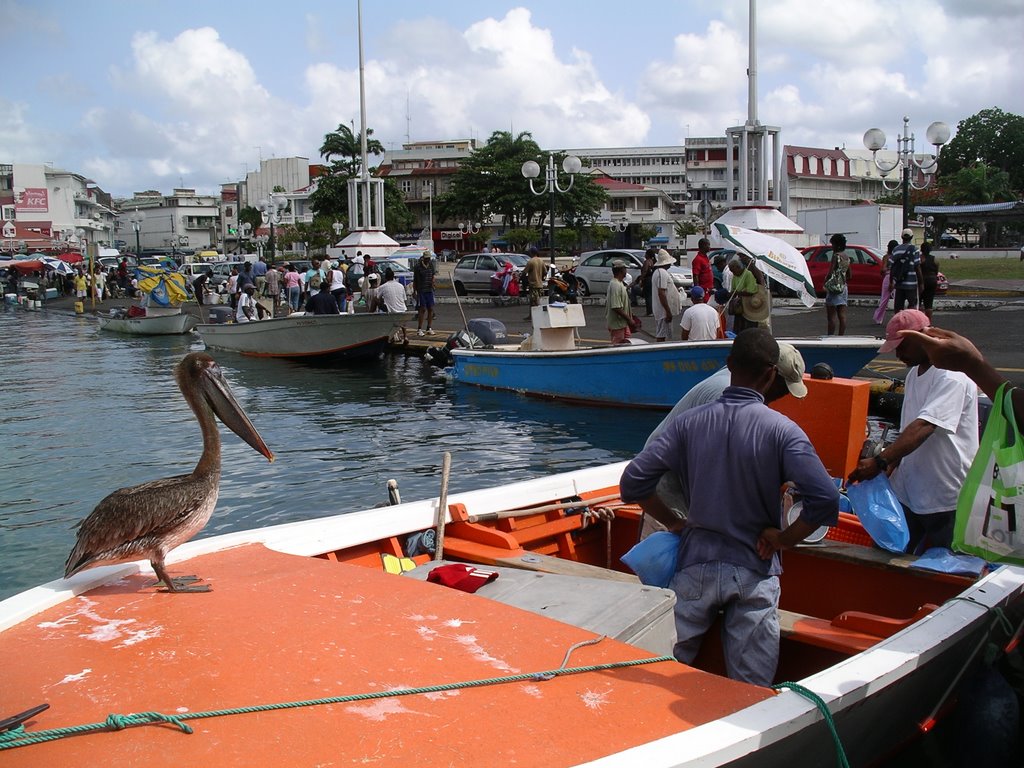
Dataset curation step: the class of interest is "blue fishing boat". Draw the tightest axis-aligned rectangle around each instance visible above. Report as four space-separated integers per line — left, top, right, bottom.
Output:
451 332 881 409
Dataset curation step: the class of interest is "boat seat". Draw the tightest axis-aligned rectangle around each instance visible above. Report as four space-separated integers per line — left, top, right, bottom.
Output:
777 608 882 655
777 603 940 655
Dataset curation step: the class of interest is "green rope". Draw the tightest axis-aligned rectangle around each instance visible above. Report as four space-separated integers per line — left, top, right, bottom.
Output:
0 655 675 751
771 682 850 768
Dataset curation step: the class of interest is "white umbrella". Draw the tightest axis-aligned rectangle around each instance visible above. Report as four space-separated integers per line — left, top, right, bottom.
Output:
39 256 74 275
711 222 816 308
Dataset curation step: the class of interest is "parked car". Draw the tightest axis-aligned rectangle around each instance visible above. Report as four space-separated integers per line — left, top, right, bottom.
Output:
573 249 692 297
801 244 948 297
452 252 529 295
207 261 248 291
376 259 416 296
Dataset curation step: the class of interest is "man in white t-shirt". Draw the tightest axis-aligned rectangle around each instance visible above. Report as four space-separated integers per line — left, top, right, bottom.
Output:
236 284 258 323
848 310 978 552
679 286 720 341
375 267 408 313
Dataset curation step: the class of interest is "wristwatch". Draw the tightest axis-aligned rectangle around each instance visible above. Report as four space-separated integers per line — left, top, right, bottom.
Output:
874 454 889 472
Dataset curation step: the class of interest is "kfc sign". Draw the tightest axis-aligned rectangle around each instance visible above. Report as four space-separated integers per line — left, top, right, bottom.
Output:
16 188 49 212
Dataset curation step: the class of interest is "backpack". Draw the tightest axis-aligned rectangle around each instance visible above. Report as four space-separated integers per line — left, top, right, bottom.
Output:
890 246 915 285
308 270 322 290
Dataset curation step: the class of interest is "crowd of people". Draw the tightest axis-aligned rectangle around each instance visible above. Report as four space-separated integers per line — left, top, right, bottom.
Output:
188 251 419 324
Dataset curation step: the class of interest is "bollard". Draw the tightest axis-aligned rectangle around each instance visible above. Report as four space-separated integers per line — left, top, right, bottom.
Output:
74 301 84 314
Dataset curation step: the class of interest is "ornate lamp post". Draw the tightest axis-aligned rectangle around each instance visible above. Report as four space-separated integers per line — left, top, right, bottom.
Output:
257 195 288 264
522 153 582 263
237 222 251 256
128 210 145 258
863 116 950 230
254 234 269 263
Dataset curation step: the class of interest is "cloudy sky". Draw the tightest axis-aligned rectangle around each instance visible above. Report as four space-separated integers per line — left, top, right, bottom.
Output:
3 0 1021 197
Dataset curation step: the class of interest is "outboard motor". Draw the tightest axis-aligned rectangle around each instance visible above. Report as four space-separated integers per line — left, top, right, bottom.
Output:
424 329 484 368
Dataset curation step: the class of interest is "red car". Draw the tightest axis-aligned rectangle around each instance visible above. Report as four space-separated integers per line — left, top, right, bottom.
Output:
801 244 948 297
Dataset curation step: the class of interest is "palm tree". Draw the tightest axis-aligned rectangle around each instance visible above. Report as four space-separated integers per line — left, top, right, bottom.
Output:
319 123 385 178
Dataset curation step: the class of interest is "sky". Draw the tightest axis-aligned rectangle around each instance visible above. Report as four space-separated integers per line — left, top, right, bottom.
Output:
2 0 1021 198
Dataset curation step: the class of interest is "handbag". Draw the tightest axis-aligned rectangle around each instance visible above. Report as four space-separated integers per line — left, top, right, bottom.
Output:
823 255 845 294
727 294 743 316
953 383 1024 564
846 473 910 553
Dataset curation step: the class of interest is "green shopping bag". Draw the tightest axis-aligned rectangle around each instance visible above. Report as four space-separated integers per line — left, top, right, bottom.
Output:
953 383 1024 564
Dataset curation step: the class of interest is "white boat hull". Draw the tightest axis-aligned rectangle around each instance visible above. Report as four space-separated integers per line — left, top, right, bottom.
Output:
97 311 197 335
195 311 415 360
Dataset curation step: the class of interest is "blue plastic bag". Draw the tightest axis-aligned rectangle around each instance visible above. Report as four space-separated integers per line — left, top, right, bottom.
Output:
910 547 987 577
845 474 910 553
620 531 681 587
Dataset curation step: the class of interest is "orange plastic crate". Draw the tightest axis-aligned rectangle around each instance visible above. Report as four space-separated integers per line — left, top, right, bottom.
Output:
824 512 874 547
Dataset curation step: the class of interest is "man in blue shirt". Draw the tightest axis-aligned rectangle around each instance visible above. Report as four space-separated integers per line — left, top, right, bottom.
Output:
252 257 268 296
620 328 839 686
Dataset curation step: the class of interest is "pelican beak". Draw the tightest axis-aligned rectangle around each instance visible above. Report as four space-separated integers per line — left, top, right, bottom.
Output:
200 362 275 462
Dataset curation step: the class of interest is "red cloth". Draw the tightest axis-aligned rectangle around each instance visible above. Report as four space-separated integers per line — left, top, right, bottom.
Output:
426 564 498 593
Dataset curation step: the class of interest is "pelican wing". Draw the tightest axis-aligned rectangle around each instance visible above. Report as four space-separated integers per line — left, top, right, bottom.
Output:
65 473 214 577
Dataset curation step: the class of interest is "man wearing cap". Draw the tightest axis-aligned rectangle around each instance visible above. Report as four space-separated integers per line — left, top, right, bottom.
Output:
849 310 978 552
652 248 681 341
622 328 838 686
679 286 720 341
890 229 923 312
525 246 546 309
606 260 638 344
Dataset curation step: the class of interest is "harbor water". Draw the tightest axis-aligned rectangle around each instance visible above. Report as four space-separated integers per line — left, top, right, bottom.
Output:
0 306 664 601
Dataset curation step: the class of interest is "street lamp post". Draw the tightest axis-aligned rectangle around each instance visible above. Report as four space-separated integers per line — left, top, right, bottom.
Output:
863 116 950 231
257 195 288 264
237 222 251 256
522 153 582 264
128 210 145 259
700 183 710 234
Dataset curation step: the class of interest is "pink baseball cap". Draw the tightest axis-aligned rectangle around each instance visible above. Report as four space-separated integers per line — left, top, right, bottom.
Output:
880 309 929 353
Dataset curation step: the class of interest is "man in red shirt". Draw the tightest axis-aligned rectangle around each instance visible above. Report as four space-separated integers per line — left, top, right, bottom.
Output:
691 238 713 303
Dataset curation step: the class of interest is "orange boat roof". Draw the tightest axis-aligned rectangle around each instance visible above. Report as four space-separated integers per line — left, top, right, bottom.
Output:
2 544 771 766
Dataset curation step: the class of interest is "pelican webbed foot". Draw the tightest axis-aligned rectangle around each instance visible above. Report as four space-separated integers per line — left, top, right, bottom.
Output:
151 574 212 593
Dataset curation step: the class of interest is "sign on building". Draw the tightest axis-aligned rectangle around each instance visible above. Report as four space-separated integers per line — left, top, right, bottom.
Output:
440 230 465 240
16 188 49 212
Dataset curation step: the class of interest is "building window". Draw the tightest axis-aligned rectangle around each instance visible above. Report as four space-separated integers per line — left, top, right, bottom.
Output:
400 180 412 195
1 205 13 221
225 206 234 217
610 199 626 212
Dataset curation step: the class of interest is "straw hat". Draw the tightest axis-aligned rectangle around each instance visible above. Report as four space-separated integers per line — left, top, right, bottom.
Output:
741 286 771 322
654 249 674 267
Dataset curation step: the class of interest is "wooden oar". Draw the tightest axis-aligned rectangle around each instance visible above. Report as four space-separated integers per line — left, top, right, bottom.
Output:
433 452 452 561
466 493 624 524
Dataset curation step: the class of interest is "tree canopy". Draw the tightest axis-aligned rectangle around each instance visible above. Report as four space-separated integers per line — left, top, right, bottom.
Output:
939 108 1024 193
319 123 385 178
437 130 607 231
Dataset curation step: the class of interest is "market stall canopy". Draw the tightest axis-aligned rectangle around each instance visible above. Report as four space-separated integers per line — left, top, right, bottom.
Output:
8 260 46 274
55 252 84 264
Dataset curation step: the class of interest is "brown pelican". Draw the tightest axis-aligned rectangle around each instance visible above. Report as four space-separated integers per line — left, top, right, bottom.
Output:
64 352 274 592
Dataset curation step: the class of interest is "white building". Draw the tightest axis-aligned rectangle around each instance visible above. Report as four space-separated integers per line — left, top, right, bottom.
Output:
242 157 311 211
1 163 115 251
566 145 688 210
116 188 221 256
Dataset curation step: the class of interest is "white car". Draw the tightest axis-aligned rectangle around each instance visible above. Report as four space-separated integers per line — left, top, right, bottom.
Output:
573 249 691 297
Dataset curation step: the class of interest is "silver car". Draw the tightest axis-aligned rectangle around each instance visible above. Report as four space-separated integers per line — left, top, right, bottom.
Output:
452 252 529 295
573 249 692 297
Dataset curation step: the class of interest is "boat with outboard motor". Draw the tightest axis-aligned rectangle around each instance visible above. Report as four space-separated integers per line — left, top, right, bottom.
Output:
446 302 881 408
